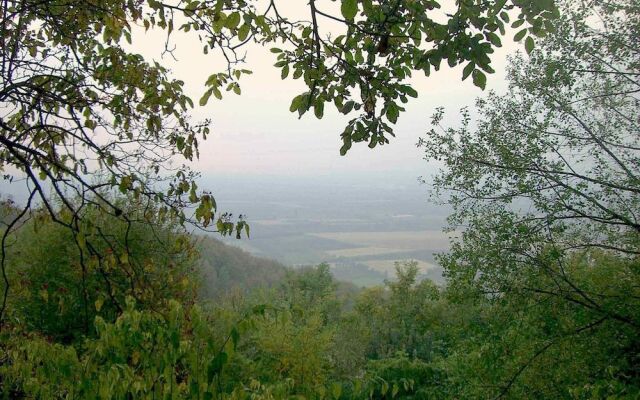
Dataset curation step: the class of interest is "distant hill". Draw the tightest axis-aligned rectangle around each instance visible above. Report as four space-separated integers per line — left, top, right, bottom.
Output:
194 234 442 301
194 236 363 303
195 235 288 298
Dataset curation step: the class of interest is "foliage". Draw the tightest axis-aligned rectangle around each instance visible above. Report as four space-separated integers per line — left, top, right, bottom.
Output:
358 352 437 400
419 0 640 396
1 197 198 342
350 262 446 362
0 0 558 328
269 0 558 153
196 236 287 299
3 0 640 398
1 299 250 399
2 240 639 399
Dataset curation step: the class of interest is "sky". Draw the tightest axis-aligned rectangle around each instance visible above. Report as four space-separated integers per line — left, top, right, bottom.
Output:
1 2 522 207
131 3 519 184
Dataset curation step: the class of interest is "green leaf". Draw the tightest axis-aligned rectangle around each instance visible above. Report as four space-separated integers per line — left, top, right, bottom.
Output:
207 351 228 383
462 62 475 81
514 28 527 42
511 19 525 28
94 298 104 312
230 327 240 350
386 103 399 123
331 383 342 400
199 89 212 106
525 36 535 54
342 101 355 114
404 86 418 98
486 32 502 47
289 95 302 112
226 12 241 29
341 0 358 20
392 383 399 398
238 24 250 41
472 69 486 90
314 99 324 119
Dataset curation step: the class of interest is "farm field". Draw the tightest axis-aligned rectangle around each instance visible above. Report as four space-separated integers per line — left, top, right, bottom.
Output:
309 230 452 252
326 247 407 258
362 259 440 275
213 175 453 285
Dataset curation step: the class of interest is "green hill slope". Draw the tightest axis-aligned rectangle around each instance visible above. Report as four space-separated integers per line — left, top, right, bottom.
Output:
195 236 288 298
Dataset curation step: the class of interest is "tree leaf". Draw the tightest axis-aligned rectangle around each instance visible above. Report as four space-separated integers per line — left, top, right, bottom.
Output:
462 62 475 81
238 24 250 41
341 0 358 20
95 298 104 312
314 99 324 119
207 351 228 383
514 28 527 42
472 69 486 90
199 89 212 106
386 103 399 123
525 36 535 54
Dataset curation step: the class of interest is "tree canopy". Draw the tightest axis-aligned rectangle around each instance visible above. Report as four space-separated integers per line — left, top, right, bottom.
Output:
419 0 640 395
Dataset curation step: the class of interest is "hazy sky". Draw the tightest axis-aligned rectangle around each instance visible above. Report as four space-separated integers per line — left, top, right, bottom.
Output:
1 4 522 204
132 4 519 183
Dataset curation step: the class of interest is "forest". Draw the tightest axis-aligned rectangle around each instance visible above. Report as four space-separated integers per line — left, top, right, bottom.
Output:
1 0 639 398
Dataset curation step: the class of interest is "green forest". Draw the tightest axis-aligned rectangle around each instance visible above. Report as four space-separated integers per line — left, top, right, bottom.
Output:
1 0 639 398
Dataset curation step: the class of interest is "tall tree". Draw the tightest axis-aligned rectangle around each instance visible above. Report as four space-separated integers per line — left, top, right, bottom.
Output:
420 0 640 396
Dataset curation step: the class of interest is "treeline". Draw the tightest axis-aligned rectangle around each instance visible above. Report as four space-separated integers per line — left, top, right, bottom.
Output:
0 198 638 398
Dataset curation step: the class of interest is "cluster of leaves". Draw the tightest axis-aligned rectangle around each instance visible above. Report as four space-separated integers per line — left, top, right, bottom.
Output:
268 0 558 154
5 245 638 399
417 0 640 396
0 0 254 324
2 298 263 399
0 0 228 225
1 197 199 342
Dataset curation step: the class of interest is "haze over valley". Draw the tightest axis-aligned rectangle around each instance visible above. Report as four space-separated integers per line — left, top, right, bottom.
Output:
206 173 451 286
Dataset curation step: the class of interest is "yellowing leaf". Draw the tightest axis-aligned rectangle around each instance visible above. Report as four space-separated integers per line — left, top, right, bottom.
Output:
131 350 140 365
95 297 104 312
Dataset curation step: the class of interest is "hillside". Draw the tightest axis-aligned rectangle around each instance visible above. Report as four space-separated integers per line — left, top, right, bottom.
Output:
195 235 288 298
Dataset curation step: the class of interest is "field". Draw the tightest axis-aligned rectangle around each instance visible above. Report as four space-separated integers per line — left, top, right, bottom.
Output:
213 175 454 286
362 259 440 275
223 228 453 285
310 230 452 252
